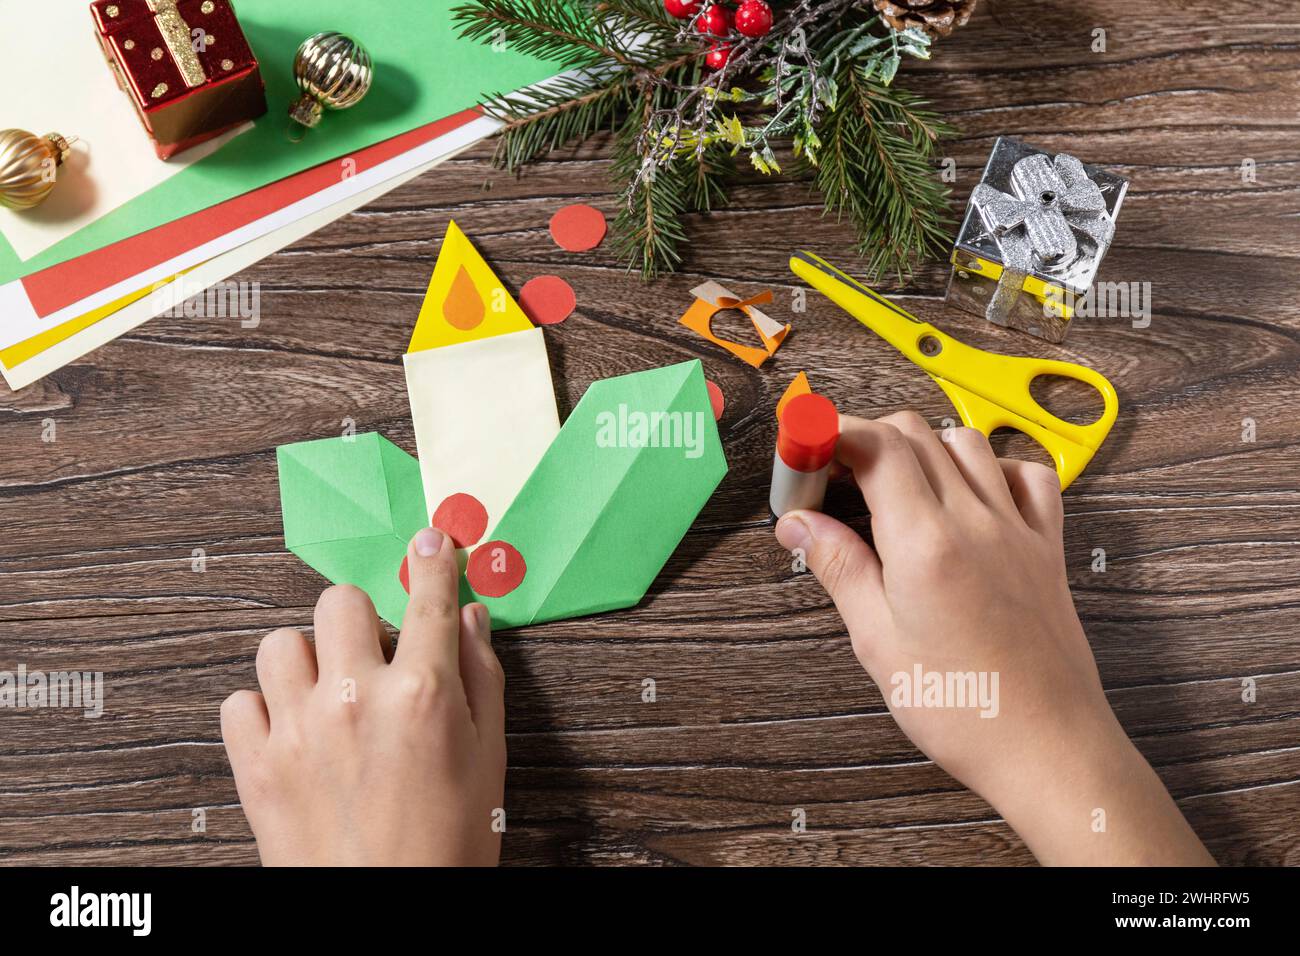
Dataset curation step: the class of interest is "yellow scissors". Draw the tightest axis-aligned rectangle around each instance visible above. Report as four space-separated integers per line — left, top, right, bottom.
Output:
790 251 1118 489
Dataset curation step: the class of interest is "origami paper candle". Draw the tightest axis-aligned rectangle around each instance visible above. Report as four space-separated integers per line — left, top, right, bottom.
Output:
404 221 560 545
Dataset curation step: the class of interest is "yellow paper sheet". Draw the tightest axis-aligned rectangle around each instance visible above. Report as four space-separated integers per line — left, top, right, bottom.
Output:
0 269 192 368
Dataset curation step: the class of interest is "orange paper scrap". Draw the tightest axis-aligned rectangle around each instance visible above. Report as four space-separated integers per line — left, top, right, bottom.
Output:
776 371 811 421
678 281 791 369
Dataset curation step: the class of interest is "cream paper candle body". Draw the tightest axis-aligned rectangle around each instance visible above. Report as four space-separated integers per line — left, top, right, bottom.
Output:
403 221 560 548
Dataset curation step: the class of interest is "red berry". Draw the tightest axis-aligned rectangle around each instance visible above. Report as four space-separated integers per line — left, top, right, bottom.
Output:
663 0 701 18
705 42 731 69
695 3 732 37
734 0 773 37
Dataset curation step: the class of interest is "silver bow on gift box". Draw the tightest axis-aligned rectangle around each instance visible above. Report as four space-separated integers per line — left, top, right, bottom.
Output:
972 153 1114 322
946 138 1128 342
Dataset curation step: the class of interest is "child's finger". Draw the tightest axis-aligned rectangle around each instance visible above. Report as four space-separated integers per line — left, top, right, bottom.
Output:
835 416 938 556
255 627 317 715
836 416 935 505
943 427 1018 512
458 603 506 747
999 459 1065 534
312 584 391 681
876 411 970 504
394 527 463 678
774 508 885 635
220 689 270 752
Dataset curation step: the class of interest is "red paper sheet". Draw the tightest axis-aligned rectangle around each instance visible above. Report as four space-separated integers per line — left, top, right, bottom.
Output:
20 109 483 318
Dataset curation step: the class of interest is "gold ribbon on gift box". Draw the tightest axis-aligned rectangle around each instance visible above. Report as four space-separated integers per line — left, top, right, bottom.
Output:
148 0 206 88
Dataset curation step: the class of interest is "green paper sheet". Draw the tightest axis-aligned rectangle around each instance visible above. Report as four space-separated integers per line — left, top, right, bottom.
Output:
470 360 728 628
277 432 425 628
0 0 561 283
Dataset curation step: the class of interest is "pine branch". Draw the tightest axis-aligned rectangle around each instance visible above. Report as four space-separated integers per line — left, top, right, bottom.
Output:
476 45 708 175
608 53 733 277
481 70 634 172
452 0 646 69
456 0 698 177
611 108 688 278
811 65 954 282
685 142 732 213
453 0 960 280
589 0 683 43
610 104 731 278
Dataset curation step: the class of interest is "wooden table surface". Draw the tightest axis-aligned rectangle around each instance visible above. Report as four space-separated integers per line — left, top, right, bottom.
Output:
2 0 1299 866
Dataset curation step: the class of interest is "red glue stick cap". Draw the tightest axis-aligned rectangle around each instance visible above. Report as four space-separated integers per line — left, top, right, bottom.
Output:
777 393 839 472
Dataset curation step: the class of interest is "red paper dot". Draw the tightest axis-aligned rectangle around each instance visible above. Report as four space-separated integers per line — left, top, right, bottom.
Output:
706 379 725 421
466 540 527 598
519 275 576 326
398 555 410 594
431 493 489 549
549 204 607 252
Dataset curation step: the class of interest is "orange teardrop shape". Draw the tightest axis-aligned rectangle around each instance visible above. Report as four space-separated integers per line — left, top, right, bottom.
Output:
442 265 485 331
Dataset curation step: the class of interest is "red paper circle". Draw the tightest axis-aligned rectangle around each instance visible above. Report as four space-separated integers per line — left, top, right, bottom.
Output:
431 493 489 549
466 541 527 598
519 275 576 326
398 555 410 594
548 204 607 252
706 379 725 421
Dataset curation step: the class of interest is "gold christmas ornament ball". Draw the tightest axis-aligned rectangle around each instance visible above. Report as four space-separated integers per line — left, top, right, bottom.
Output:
288 32 373 130
0 129 74 210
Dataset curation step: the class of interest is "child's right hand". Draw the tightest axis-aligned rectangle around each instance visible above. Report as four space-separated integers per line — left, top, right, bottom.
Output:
774 411 1213 866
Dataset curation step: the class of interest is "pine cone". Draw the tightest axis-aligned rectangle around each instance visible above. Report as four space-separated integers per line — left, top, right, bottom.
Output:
873 0 977 38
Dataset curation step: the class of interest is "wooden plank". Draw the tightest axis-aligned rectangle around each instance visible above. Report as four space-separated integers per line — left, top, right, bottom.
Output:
1 0 1298 864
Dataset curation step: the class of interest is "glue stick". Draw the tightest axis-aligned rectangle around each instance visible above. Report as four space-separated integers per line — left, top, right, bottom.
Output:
770 393 839 519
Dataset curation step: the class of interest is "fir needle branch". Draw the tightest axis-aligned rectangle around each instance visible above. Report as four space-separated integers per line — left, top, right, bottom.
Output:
481 71 634 171
454 0 960 278
812 63 954 282
452 0 643 69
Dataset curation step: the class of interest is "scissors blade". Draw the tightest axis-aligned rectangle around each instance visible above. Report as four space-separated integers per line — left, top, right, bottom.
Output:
790 250 943 369
790 251 926 325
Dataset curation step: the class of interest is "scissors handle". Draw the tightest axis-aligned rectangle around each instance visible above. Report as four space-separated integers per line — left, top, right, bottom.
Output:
789 250 1119 489
930 355 1119 490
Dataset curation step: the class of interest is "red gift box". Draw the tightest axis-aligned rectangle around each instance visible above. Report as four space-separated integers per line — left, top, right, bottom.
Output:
91 0 267 160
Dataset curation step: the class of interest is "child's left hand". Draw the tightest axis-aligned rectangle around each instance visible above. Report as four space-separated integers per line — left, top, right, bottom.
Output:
221 527 506 866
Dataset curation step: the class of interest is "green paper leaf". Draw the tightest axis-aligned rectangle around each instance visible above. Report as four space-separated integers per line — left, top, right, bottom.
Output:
471 360 727 628
277 432 426 627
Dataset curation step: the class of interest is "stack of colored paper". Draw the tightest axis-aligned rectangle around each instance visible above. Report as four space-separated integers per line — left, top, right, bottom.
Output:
0 0 565 391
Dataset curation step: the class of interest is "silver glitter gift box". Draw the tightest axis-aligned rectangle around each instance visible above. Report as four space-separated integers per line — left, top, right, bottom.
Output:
945 137 1128 342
